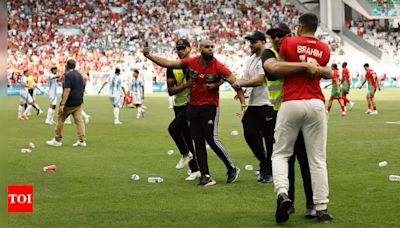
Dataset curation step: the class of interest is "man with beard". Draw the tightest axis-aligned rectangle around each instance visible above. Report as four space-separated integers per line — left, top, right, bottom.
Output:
233 31 274 183
143 40 246 186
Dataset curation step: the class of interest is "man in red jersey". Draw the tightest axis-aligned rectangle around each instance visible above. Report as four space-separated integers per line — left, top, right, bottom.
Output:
341 62 354 110
143 39 246 187
325 63 346 116
359 63 379 115
264 13 333 224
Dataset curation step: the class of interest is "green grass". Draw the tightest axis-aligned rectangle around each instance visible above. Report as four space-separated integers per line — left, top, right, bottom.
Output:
6 89 400 227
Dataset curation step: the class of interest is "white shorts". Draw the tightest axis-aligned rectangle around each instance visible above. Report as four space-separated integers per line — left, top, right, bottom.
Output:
49 95 57 106
20 90 33 104
133 95 143 105
109 96 122 107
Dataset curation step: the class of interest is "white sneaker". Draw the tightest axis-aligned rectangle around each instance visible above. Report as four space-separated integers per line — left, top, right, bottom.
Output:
176 152 193 169
114 120 123 125
349 102 355 111
38 109 44 116
341 111 346 116
85 115 90 124
45 120 55 125
72 141 87 147
46 138 62 147
365 109 372 114
185 171 201 181
370 110 379 115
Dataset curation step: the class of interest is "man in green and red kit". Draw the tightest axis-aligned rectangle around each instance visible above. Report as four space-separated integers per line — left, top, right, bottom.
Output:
359 63 379 115
143 40 246 186
326 63 346 116
341 62 354 110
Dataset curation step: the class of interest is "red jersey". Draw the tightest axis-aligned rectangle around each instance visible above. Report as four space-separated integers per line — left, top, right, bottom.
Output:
181 56 232 106
332 69 340 86
341 67 350 86
279 36 331 102
365 69 377 89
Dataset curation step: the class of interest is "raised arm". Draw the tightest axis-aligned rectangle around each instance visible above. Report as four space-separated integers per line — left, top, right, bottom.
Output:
143 47 182 69
98 81 108 94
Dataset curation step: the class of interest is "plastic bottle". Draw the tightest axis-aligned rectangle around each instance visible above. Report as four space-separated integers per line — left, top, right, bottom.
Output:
378 161 388 167
389 175 400 182
21 148 32 153
148 177 163 183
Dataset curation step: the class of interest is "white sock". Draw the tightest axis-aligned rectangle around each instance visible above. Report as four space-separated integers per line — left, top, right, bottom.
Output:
82 110 89 118
23 105 32 116
113 107 120 121
46 108 52 122
18 105 24 117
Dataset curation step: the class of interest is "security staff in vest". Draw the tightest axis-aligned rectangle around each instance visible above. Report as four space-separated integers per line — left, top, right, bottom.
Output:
232 31 274 183
166 39 200 181
261 23 315 217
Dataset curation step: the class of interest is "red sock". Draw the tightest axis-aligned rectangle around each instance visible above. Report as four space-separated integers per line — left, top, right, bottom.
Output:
341 105 345 112
373 105 377 110
343 97 350 106
327 105 332 112
368 104 371 109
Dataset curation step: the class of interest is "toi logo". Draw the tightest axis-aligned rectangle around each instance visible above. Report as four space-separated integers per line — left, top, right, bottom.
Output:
8 185 33 213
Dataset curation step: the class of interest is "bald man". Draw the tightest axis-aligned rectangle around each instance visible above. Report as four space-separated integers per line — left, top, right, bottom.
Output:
143 39 246 186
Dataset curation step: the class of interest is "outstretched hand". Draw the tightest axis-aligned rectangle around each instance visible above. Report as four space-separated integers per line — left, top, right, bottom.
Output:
142 47 150 58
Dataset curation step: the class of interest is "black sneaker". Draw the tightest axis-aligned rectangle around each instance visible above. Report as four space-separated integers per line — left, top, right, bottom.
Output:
275 193 293 223
226 167 240 183
260 174 273 183
257 169 272 183
305 207 317 218
198 175 216 187
317 209 333 223
287 205 295 215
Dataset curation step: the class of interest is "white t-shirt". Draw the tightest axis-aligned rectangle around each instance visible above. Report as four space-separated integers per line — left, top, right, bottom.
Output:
242 54 272 106
108 74 123 97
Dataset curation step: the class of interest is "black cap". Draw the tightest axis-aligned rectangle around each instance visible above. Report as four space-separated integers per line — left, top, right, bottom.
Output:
245 30 266 41
266 23 291 35
176 39 191 48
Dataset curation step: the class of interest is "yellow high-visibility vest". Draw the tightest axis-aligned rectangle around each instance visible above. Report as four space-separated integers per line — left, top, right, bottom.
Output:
172 69 189 107
266 48 284 111
28 75 35 89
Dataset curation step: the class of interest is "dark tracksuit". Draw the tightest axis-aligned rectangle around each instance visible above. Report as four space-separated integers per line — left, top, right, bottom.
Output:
186 104 235 175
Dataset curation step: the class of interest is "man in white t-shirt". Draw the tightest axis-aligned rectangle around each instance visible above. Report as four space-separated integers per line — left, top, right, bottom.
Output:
232 31 275 183
131 69 145 118
98 68 126 124
45 66 60 125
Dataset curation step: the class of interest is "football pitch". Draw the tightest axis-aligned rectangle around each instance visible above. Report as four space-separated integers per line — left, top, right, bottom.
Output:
6 89 400 227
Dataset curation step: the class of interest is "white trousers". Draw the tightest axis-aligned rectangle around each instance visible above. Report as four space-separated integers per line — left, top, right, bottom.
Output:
272 99 329 210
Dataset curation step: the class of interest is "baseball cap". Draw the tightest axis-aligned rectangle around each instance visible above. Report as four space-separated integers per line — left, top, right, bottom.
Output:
176 39 191 48
245 30 266 41
266 23 292 35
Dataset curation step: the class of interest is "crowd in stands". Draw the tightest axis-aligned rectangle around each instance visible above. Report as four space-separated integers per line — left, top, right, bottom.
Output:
8 0 397 92
346 18 400 67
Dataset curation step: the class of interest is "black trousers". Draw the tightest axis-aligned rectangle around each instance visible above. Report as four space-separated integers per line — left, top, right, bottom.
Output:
25 89 39 111
288 132 314 209
186 104 235 176
168 105 199 172
241 105 275 174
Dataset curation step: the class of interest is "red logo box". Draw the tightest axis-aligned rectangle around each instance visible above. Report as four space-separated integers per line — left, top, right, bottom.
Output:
8 185 33 213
